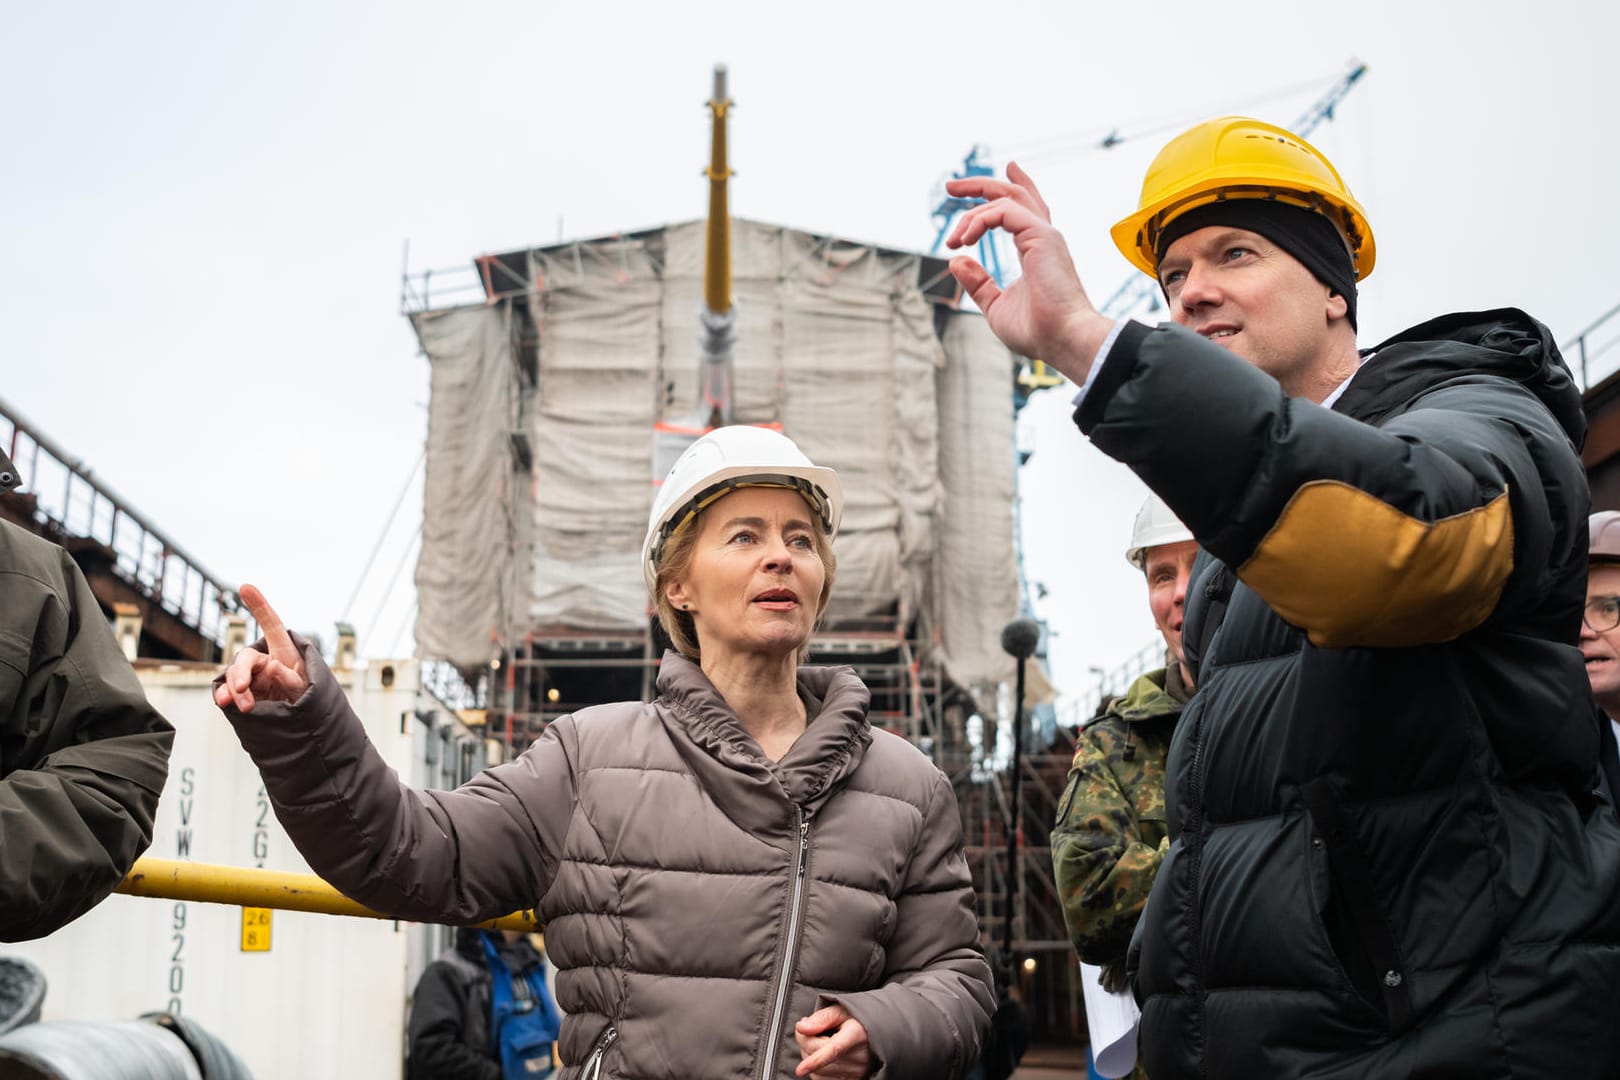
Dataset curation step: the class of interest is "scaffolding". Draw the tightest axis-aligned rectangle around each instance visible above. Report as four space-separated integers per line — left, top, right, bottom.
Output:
403 215 1071 1031
404 218 1024 749
956 723 1085 1034
480 607 948 753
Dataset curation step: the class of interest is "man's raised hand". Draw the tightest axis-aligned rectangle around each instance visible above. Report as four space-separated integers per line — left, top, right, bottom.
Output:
944 161 1113 385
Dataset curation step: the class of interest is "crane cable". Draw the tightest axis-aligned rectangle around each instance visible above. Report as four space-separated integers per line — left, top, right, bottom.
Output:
340 448 426 624
1002 68 1356 165
361 524 422 655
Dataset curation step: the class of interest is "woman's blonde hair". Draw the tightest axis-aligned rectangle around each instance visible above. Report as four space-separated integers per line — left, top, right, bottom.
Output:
652 497 837 664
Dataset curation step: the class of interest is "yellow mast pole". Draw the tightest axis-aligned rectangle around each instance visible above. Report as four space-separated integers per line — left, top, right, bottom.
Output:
704 64 732 318
699 63 735 428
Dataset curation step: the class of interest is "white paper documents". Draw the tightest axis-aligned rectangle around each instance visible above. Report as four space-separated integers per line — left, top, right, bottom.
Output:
1080 960 1140 1078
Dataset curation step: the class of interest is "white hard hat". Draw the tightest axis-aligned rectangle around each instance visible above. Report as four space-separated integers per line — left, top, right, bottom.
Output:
1126 493 1194 569
643 426 843 596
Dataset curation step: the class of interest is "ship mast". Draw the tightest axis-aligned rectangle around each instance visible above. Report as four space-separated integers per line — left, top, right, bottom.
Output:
698 63 735 429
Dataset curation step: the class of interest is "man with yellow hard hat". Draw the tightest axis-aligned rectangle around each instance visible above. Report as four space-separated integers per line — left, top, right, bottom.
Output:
946 119 1620 1077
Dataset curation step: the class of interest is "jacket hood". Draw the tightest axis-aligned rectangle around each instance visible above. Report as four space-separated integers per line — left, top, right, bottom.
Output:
1107 666 1187 725
1344 308 1585 450
654 651 872 829
0 447 18 492
452 926 487 960
453 927 542 973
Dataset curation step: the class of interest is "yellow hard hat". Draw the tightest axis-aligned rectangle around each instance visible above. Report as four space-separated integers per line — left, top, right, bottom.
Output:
1111 116 1375 281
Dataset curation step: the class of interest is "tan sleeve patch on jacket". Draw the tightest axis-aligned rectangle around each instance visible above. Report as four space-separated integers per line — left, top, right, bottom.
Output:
1236 481 1514 648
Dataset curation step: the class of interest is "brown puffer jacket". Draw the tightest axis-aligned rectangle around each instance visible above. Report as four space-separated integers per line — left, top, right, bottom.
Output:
222 643 992 1079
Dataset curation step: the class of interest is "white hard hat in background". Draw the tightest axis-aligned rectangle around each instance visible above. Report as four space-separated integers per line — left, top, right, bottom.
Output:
1591 510 1620 563
1126 493 1194 568
642 425 843 596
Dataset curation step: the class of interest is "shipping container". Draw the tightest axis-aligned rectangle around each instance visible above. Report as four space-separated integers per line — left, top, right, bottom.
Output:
2 654 495 1078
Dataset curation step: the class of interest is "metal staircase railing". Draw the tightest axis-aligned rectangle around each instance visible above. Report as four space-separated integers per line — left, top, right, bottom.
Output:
1567 300 1620 391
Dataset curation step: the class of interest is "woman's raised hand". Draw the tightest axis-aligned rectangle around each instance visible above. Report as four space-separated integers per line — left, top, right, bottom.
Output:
213 584 309 713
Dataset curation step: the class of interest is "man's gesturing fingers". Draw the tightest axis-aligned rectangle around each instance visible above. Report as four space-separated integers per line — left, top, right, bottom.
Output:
949 255 1002 312
944 168 1050 223
946 195 1035 251
1005 160 1050 218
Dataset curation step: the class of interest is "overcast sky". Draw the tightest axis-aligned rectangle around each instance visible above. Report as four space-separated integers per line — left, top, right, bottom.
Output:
5 1 1617 711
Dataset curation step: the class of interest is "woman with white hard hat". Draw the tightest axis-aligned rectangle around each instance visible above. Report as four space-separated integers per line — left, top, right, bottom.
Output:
213 425 993 1080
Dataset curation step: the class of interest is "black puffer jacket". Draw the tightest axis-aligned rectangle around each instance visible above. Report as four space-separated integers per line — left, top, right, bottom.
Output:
1076 310 1620 1079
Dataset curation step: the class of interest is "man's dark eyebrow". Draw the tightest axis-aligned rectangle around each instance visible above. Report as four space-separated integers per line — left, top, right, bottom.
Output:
1159 228 1266 285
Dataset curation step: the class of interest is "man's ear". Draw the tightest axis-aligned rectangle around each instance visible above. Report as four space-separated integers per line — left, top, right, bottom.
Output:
1326 289 1349 323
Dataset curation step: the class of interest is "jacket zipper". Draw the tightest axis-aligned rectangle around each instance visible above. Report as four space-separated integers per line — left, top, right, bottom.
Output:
1187 569 1227 1079
1187 705 1210 1079
760 809 811 1080
581 1025 617 1080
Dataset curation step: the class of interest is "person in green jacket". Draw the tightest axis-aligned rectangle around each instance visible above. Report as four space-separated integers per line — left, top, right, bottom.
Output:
1052 494 1196 1000
0 446 173 941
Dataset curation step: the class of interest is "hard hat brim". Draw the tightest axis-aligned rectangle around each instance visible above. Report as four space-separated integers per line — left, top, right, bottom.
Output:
1112 182 1376 282
641 465 843 598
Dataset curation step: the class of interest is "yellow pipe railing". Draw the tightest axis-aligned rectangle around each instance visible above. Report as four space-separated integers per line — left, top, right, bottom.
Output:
116 857 540 933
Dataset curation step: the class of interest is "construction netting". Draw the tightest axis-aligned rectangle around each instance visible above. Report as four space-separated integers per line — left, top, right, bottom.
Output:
409 302 524 672
409 219 1025 689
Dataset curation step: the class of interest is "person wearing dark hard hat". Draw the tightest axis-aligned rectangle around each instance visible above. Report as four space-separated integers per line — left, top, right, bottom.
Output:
1051 494 1196 1080
945 118 1620 1078
1580 511 1620 807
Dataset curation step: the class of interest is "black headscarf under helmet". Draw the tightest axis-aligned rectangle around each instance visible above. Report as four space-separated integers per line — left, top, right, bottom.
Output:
1154 199 1358 331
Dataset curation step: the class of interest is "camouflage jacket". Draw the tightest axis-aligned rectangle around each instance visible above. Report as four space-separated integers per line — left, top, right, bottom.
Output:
1051 664 1188 992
